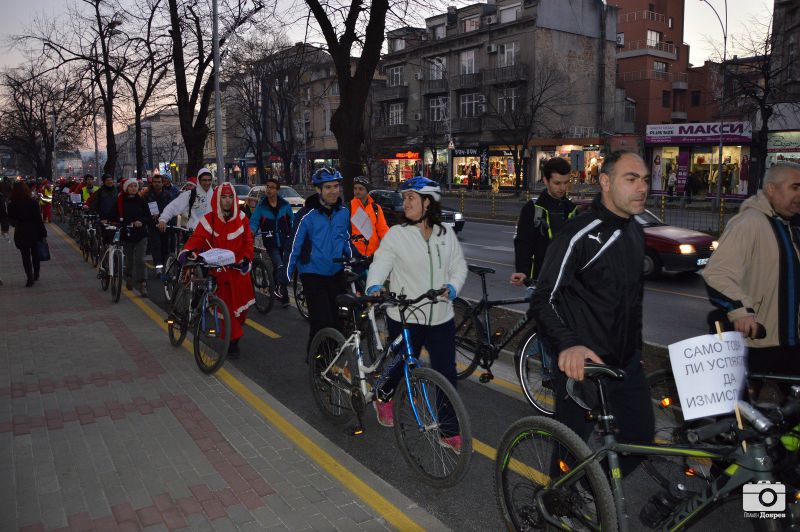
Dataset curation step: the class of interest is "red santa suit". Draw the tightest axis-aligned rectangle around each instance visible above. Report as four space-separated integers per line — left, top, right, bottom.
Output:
181 182 255 341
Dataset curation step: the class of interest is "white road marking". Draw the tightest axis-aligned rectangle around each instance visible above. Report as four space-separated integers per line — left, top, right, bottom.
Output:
461 242 514 252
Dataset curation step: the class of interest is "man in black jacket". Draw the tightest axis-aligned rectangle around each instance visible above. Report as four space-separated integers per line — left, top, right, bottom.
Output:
529 150 653 473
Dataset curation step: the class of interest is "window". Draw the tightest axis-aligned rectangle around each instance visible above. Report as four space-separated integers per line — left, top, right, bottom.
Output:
459 49 475 74
429 57 447 80
305 87 311 101
388 103 404 125
498 4 520 23
329 81 339 96
691 91 701 106
323 105 332 133
668 17 674 29
433 24 446 40
662 90 671 108
386 65 404 87
429 97 449 121
463 16 480 33
647 30 661 48
460 93 480 117
390 38 405 52
654 61 668 80
624 100 636 123
498 87 518 113
498 42 519 67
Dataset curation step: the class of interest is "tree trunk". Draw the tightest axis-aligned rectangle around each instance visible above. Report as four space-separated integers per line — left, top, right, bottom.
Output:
281 154 292 183
331 103 365 202
750 107 772 194
254 150 266 184
184 128 207 178
134 117 144 181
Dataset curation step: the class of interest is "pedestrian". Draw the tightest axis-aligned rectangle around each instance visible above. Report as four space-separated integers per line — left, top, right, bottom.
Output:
114 179 150 297
179 183 255 358
249 178 294 307
142 172 174 275
7 181 47 287
0 186 9 286
666 169 677 201
529 150 653 475
703 162 800 380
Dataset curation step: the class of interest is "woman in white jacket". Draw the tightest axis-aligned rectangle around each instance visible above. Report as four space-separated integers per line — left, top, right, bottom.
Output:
365 177 468 450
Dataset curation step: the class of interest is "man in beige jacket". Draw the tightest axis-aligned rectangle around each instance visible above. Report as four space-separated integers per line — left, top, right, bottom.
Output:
703 162 800 375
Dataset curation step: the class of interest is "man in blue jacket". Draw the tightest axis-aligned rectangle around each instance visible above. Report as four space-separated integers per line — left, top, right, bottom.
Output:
285 168 351 354
250 178 294 307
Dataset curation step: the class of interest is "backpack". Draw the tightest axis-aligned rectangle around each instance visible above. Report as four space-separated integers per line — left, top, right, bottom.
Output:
188 188 198 218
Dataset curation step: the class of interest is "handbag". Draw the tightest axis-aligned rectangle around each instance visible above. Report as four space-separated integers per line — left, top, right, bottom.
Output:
36 239 51 261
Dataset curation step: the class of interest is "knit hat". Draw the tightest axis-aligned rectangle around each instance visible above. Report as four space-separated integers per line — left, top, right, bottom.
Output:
123 178 139 193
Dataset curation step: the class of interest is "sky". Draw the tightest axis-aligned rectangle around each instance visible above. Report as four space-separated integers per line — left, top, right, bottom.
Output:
0 0 774 70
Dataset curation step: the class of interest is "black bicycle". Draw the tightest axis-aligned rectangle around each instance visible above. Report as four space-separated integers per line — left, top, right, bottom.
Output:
162 226 194 303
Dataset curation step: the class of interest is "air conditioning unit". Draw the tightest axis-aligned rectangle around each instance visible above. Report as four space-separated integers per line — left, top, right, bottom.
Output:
478 104 487 114
483 15 498 25
414 71 424 80
412 113 423 121
616 33 625 46
478 94 486 103
487 43 498 54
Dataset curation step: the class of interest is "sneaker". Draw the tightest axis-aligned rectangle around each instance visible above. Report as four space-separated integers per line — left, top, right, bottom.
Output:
439 435 462 454
374 400 394 427
139 282 148 298
281 296 290 308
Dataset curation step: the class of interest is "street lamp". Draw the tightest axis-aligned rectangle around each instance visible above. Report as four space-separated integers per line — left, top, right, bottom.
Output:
699 0 728 206
212 0 225 182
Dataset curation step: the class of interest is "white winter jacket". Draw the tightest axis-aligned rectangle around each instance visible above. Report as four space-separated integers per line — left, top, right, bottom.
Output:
366 223 467 326
158 186 212 230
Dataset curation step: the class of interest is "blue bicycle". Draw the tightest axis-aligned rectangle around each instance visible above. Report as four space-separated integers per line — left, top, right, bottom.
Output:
308 288 473 488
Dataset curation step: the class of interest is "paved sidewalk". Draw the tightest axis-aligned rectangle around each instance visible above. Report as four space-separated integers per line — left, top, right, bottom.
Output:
0 229 440 531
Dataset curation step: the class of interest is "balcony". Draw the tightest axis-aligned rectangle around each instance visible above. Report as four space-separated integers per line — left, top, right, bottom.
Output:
450 72 482 91
618 10 666 25
450 117 482 133
482 113 518 131
672 73 688 90
483 63 529 85
375 124 410 138
617 39 677 60
671 109 687 120
374 84 409 102
422 78 449 94
618 70 684 83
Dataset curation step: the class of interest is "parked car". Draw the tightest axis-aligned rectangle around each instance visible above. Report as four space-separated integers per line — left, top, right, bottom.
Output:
636 210 718 279
248 185 305 213
369 189 465 233
233 184 251 207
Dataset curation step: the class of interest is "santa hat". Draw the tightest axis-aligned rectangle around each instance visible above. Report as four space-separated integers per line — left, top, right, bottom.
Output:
122 178 139 192
187 176 198 184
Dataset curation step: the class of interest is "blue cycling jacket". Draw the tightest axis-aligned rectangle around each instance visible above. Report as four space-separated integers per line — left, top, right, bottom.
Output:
249 195 294 250
285 194 352 278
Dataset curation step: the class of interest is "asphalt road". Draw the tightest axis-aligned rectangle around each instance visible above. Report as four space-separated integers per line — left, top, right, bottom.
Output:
456 220 711 348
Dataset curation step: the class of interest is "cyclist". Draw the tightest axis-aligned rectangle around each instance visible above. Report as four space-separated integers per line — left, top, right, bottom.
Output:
157 168 213 232
179 182 255 358
143 172 174 275
349 176 389 258
285 168 352 355
80 174 98 203
365 176 467 450
113 179 150 296
89 174 120 245
37 179 53 223
249 177 294 307
529 151 654 474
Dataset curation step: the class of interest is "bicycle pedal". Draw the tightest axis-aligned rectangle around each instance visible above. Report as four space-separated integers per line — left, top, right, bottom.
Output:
479 372 494 383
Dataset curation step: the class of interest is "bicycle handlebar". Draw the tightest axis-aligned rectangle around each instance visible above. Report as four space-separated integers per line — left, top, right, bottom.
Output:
686 419 738 444
686 395 800 443
333 255 372 267
337 288 448 309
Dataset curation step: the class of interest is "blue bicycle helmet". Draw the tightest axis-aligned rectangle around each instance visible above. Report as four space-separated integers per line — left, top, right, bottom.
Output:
311 167 343 186
400 176 441 202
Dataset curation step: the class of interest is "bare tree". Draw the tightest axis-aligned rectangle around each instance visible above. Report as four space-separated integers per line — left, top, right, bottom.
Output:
165 0 266 178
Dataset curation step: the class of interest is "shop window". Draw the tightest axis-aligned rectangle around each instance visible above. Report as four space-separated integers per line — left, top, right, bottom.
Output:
691 91 701 106
429 96 449 122
460 93 480 118
386 65 405 87
463 16 480 33
498 42 519 67
429 57 447 80
647 30 661 48
460 50 475 74
388 103 404 125
498 4 520 23
662 90 671 108
498 87 518 113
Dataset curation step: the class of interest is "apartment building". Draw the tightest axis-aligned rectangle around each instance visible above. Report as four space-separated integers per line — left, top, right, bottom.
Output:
375 0 618 189
115 108 190 181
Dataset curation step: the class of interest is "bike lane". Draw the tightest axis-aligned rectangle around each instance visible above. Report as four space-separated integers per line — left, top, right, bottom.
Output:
0 224 445 531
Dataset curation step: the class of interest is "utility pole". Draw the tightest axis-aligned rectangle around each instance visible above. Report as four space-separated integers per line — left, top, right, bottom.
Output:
212 0 225 182
51 112 57 181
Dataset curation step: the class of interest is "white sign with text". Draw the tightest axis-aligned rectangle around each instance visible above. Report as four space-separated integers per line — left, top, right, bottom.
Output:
668 332 747 420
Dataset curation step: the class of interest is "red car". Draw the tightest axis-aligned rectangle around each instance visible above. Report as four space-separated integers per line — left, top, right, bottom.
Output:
635 210 718 279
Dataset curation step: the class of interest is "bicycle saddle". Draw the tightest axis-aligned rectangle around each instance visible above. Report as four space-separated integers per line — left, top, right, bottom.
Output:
468 264 495 275
583 363 626 380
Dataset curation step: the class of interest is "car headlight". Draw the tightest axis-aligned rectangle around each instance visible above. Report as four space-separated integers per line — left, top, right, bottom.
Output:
711 240 719 251
454 212 463 221
678 244 696 254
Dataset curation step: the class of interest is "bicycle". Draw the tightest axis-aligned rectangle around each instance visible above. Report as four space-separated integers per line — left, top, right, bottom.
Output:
166 255 234 374
161 226 193 303
495 362 800 532
308 289 473 488
453 264 552 414
251 231 275 314
97 224 130 303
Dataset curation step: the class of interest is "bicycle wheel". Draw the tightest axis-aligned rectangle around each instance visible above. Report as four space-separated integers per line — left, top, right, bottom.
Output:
393 367 473 488
162 254 180 302
193 295 231 374
251 259 274 314
453 297 481 379
308 328 356 425
167 283 190 347
110 250 123 303
293 271 309 321
81 231 90 262
89 234 100 267
495 416 617 531
517 332 556 416
99 252 110 291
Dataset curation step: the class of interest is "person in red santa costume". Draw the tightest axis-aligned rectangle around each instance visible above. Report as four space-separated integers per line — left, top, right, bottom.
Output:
179 182 255 358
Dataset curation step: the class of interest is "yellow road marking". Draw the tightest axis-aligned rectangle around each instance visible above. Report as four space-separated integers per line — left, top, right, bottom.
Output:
245 319 281 339
52 222 427 531
645 286 707 300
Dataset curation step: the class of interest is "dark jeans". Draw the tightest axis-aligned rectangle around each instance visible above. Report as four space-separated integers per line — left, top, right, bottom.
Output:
554 353 654 476
147 226 170 268
123 238 148 283
383 318 459 435
267 247 287 295
301 270 347 354
20 246 40 282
